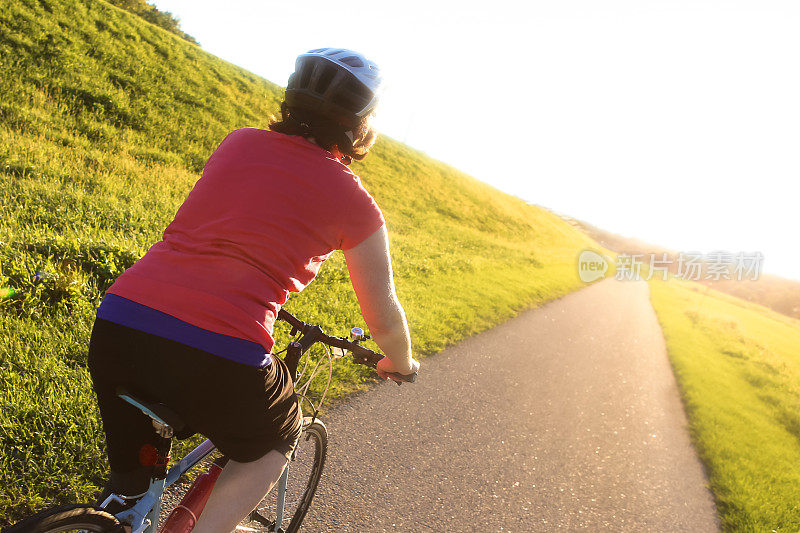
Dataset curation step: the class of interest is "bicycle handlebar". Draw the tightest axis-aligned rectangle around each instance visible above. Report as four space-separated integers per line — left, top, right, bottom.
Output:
276 308 417 385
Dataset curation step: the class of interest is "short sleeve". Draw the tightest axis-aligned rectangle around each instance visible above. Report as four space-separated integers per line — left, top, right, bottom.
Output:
338 176 386 250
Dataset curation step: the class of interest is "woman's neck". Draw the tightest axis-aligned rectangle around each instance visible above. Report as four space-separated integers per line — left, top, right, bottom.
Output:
307 136 345 162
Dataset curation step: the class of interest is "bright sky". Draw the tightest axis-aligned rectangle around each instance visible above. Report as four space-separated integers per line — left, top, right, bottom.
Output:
153 0 799 281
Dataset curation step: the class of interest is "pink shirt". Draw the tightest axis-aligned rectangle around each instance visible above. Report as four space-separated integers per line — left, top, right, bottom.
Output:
107 128 385 356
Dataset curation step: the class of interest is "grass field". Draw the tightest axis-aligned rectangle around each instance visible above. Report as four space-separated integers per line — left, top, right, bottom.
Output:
0 0 600 523
649 278 800 531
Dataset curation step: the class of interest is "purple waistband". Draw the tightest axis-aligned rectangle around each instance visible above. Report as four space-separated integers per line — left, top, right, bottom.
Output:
96 294 271 367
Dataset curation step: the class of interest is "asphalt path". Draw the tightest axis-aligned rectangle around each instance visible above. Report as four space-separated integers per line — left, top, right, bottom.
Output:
299 279 719 532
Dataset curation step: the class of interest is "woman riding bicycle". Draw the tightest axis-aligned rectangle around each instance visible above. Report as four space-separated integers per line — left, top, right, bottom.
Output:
88 48 420 532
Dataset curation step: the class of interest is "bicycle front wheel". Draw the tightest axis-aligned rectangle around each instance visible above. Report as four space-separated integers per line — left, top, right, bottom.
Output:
3 505 124 533
238 417 328 533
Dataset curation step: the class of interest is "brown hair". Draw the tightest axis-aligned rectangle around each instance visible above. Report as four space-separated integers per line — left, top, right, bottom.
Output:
269 102 376 164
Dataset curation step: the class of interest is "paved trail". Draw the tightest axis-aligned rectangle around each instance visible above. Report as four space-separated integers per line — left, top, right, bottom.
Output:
300 279 719 532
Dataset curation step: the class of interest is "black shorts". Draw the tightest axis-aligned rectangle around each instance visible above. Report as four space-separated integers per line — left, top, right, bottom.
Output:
88 318 301 493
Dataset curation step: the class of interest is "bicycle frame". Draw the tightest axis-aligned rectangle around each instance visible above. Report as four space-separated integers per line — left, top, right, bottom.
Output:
100 436 293 533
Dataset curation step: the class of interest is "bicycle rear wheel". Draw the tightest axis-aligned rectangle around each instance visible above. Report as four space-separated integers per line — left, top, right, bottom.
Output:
237 417 327 533
2 505 124 533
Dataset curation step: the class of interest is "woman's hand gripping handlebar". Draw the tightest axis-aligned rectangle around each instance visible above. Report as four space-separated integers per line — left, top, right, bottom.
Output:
277 308 419 385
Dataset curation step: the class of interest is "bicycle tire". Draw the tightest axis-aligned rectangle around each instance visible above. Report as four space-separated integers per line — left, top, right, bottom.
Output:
239 417 328 533
2 504 124 533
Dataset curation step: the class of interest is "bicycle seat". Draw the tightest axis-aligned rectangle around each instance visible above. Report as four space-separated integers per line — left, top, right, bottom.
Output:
115 387 187 434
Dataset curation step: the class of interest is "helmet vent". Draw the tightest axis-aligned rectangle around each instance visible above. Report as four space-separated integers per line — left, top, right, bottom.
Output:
298 62 313 90
340 56 364 68
315 64 337 94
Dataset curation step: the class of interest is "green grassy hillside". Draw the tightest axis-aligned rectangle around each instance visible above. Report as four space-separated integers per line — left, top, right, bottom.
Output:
649 278 800 531
0 0 599 522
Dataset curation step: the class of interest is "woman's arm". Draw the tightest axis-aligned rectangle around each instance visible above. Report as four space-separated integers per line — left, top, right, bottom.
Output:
343 225 419 379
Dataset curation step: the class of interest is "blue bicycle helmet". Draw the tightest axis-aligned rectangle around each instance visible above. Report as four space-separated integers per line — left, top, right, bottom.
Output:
285 48 382 129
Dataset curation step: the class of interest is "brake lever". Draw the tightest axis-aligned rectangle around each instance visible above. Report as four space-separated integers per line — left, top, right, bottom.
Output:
330 346 348 358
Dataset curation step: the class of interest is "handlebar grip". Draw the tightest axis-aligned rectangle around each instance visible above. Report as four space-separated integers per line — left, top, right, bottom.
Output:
350 346 382 367
350 346 417 385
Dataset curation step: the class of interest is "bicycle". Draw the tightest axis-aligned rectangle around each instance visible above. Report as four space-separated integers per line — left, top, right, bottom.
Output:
4 308 417 533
